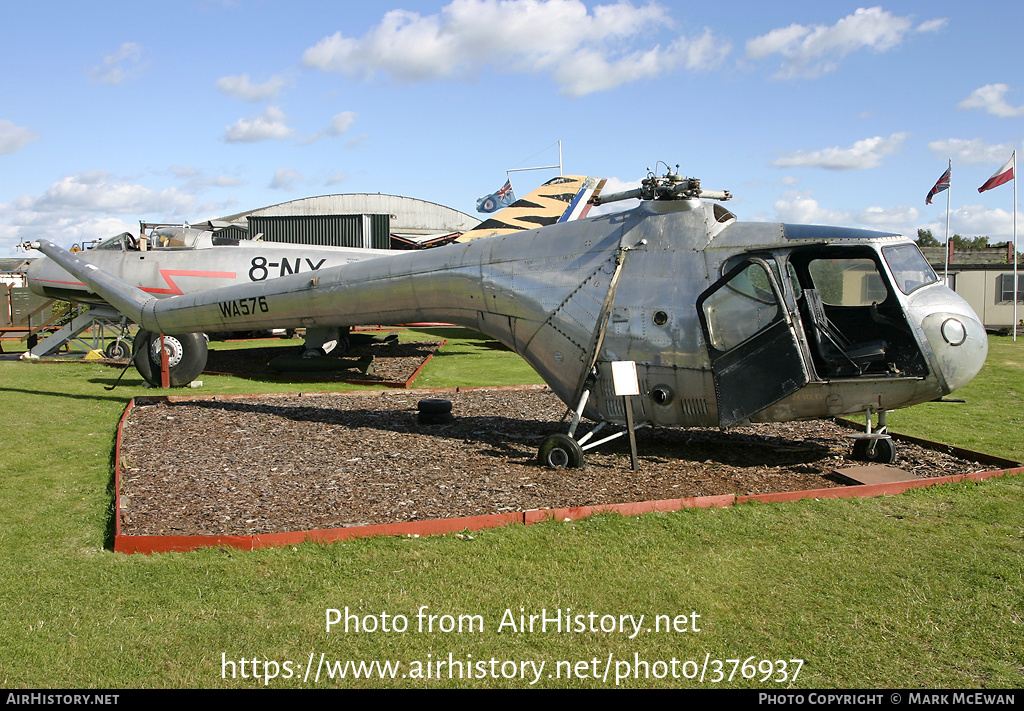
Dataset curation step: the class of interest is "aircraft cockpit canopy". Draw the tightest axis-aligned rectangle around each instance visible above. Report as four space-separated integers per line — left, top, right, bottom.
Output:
148 227 207 250
91 232 136 251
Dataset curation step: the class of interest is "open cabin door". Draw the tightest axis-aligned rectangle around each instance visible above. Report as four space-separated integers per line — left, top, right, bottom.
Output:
697 257 810 428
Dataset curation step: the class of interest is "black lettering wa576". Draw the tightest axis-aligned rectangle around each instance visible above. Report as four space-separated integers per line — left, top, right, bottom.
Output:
218 296 269 319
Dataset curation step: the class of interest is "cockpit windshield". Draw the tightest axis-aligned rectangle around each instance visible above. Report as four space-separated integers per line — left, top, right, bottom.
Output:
882 243 939 294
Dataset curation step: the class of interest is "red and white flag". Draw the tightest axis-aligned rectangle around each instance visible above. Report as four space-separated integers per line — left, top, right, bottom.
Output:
978 154 1015 193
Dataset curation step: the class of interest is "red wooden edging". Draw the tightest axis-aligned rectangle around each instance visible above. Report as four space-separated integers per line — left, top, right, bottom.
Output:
112 387 1024 555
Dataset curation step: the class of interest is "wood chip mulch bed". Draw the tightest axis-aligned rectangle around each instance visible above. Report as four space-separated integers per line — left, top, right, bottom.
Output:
117 387 992 537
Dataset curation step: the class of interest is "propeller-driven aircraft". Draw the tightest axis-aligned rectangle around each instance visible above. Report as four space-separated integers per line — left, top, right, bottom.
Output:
25 175 605 358
28 168 987 467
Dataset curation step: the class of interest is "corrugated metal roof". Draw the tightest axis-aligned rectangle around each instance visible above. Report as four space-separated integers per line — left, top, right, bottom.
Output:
215 194 479 236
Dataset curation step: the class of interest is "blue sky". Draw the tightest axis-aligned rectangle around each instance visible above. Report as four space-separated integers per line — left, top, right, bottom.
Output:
2 1 1022 256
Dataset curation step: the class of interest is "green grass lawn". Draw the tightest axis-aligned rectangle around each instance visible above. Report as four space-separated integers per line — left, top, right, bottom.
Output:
0 332 1021 688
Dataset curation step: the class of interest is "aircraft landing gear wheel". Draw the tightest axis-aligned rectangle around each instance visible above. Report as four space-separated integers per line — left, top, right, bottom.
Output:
104 339 131 359
133 329 208 387
852 437 896 464
538 434 585 470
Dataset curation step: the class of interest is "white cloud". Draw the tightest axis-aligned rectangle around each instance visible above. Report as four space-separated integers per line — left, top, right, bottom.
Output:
774 132 909 171
915 18 948 34
327 111 357 136
29 171 194 215
3 215 135 255
773 192 919 231
927 138 1018 164
326 172 349 186
957 84 1024 118
302 0 731 97
223 106 294 142
169 165 243 189
773 193 848 224
857 204 921 226
0 172 198 253
919 205 1022 241
215 74 290 101
745 7 943 79
270 168 303 190
301 111 359 145
345 132 370 149
89 42 146 85
0 119 39 155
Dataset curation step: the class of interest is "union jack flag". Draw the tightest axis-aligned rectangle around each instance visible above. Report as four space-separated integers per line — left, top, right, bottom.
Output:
476 179 516 213
926 164 951 205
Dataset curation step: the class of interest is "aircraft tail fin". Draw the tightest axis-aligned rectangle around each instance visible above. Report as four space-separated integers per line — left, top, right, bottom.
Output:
457 175 606 242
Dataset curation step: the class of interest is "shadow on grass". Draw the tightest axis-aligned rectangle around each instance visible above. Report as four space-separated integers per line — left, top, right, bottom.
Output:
0 385 136 404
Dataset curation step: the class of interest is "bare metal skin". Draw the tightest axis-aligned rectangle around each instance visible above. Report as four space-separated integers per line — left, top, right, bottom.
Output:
30 172 987 465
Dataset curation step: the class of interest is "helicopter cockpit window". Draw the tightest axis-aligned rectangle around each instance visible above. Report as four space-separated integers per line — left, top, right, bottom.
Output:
882 243 939 295
807 258 888 306
702 262 780 351
787 261 803 301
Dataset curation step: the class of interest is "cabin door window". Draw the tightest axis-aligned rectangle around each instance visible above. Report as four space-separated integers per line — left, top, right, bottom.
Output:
698 258 810 428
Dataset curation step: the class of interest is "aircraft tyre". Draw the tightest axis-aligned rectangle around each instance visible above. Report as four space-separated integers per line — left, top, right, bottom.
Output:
104 339 131 359
852 437 896 464
538 433 585 470
133 329 208 387
334 337 350 355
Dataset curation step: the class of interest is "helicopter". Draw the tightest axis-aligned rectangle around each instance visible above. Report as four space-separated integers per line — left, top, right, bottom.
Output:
28 167 987 467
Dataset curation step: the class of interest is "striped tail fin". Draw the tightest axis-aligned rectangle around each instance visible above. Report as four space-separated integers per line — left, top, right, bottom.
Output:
457 175 606 242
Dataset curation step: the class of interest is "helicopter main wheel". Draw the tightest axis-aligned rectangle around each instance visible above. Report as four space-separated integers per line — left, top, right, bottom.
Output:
851 437 896 464
538 434 585 470
133 329 208 387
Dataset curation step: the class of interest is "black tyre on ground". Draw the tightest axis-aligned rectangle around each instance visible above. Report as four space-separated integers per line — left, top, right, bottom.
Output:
132 329 208 387
418 411 455 425
417 398 453 414
537 433 585 470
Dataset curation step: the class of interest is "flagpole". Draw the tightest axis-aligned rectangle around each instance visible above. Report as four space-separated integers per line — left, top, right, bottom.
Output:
944 158 951 283
1014 150 1018 341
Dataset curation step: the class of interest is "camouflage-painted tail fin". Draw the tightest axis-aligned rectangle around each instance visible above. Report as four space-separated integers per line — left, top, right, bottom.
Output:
457 175 606 242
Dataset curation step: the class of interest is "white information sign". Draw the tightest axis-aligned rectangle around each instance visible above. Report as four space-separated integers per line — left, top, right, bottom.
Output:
610 360 640 396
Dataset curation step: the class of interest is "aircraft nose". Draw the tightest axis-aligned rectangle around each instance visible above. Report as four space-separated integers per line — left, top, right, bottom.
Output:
919 308 988 394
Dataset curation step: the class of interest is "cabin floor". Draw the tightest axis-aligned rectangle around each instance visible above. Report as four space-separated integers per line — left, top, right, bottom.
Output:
117 388 987 537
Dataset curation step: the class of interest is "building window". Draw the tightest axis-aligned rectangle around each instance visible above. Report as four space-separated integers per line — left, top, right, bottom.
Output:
998 273 1024 303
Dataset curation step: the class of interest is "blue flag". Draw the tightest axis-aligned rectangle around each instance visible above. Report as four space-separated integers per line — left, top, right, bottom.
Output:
476 179 515 213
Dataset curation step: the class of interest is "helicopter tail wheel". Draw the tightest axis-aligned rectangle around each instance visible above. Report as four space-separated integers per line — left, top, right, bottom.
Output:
851 437 896 464
133 329 208 387
538 433 585 470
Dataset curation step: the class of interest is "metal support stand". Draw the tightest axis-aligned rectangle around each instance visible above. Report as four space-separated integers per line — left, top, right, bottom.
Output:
159 334 170 389
623 395 639 471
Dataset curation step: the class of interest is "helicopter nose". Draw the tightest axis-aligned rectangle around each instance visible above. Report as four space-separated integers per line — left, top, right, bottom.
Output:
918 308 988 394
